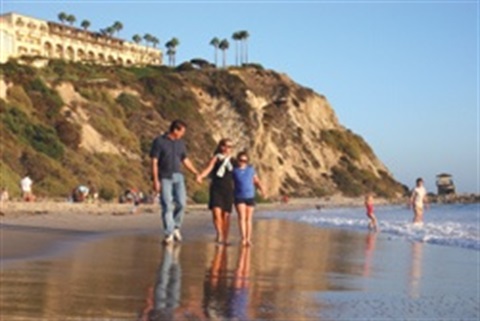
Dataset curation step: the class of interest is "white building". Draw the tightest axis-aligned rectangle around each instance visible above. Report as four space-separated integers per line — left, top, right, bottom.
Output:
0 12 162 66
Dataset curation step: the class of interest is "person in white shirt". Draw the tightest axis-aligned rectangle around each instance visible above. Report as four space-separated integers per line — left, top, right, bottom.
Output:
20 175 35 202
410 178 428 224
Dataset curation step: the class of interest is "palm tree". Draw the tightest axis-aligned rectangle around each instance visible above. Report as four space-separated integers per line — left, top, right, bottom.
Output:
143 33 153 46
239 30 250 64
58 12 67 24
166 48 176 67
165 37 179 66
219 39 229 68
151 36 160 48
112 21 123 37
81 20 91 31
232 32 241 66
66 14 76 26
210 37 220 67
105 26 115 37
132 34 142 44
142 34 153 64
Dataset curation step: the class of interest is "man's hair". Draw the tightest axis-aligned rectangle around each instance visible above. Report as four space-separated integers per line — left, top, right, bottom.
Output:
416 178 423 185
169 119 187 133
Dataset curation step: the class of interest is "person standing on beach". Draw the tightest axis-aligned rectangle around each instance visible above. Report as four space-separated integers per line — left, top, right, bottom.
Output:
364 193 378 231
232 151 266 246
197 138 235 244
20 175 35 202
410 178 428 224
150 120 199 244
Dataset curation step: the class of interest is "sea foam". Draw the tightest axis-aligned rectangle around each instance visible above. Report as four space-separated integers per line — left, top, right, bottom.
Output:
261 204 480 251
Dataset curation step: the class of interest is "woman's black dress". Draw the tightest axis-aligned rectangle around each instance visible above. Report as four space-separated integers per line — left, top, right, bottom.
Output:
208 157 234 212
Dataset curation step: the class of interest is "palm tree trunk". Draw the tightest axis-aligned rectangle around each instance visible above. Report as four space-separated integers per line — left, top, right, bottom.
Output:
245 39 248 64
235 41 238 66
214 48 218 67
222 50 226 68
240 40 245 65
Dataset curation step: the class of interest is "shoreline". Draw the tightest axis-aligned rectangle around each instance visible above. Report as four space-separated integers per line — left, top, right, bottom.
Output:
0 196 372 265
1 196 477 265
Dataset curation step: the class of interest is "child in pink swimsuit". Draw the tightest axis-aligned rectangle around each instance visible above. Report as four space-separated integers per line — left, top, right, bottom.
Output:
365 194 378 231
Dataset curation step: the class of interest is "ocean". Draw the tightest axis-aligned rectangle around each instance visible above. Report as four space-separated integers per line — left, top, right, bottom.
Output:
260 203 480 251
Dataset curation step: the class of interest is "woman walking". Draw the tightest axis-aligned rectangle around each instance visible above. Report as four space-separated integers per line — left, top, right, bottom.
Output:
197 139 235 244
232 151 265 246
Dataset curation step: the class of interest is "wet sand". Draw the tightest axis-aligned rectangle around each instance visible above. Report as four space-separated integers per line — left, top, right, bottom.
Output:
1 202 479 320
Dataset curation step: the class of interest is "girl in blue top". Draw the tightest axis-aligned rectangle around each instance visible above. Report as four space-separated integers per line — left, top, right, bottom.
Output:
232 151 265 246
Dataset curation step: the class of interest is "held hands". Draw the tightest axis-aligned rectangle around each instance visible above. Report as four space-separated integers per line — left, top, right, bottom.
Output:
153 179 161 194
196 174 203 184
258 189 268 200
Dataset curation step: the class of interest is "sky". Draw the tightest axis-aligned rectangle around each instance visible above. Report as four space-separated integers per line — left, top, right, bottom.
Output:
1 0 478 193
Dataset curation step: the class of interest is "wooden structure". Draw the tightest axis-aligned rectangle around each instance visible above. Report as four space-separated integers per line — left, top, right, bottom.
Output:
436 173 456 195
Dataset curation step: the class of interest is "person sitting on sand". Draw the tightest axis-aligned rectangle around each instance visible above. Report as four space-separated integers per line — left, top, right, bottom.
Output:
364 193 378 231
410 178 428 225
72 185 89 203
0 187 9 203
232 151 266 246
87 180 98 203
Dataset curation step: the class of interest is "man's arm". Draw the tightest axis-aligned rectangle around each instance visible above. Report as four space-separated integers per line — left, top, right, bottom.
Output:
151 158 160 193
182 157 199 176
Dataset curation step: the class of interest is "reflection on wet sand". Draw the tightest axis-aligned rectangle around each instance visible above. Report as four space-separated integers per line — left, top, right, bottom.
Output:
203 244 229 319
1 219 368 320
1 234 163 320
202 245 252 320
142 243 182 320
409 241 424 299
362 231 378 277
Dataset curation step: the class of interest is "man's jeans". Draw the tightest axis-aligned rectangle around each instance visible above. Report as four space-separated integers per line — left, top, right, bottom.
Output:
160 173 186 236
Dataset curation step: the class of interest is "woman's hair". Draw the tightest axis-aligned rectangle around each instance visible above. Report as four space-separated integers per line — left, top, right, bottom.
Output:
214 138 232 155
236 151 248 160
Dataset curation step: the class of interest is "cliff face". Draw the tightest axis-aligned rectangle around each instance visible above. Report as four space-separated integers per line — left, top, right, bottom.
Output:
0 60 405 200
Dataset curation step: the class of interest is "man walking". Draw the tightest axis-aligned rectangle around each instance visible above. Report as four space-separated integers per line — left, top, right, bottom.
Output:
410 177 428 225
150 120 199 244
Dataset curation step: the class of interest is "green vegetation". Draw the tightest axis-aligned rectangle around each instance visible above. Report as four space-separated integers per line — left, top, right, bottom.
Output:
321 129 374 162
331 157 404 198
192 188 209 204
0 60 402 201
0 60 216 200
2 106 64 159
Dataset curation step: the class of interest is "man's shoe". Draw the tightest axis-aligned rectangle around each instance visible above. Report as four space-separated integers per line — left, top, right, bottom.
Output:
173 228 182 242
163 234 174 245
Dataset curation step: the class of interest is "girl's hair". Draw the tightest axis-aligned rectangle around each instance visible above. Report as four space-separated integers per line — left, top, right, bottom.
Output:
214 138 232 155
234 151 249 166
236 151 248 160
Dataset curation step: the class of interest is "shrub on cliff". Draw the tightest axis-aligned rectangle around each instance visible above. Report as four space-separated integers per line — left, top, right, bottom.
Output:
2 106 64 159
24 77 64 120
55 119 81 150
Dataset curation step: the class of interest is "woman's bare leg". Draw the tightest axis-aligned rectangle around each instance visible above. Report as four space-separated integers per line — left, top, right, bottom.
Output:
222 211 231 244
245 205 254 245
235 203 248 245
212 207 224 242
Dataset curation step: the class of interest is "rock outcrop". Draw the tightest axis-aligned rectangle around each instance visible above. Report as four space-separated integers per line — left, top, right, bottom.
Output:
0 60 405 199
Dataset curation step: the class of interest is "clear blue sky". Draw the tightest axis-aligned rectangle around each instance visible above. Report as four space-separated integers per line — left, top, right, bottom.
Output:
2 0 478 193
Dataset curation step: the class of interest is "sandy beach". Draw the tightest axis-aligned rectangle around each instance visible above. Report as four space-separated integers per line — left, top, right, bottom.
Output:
1 200 478 321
